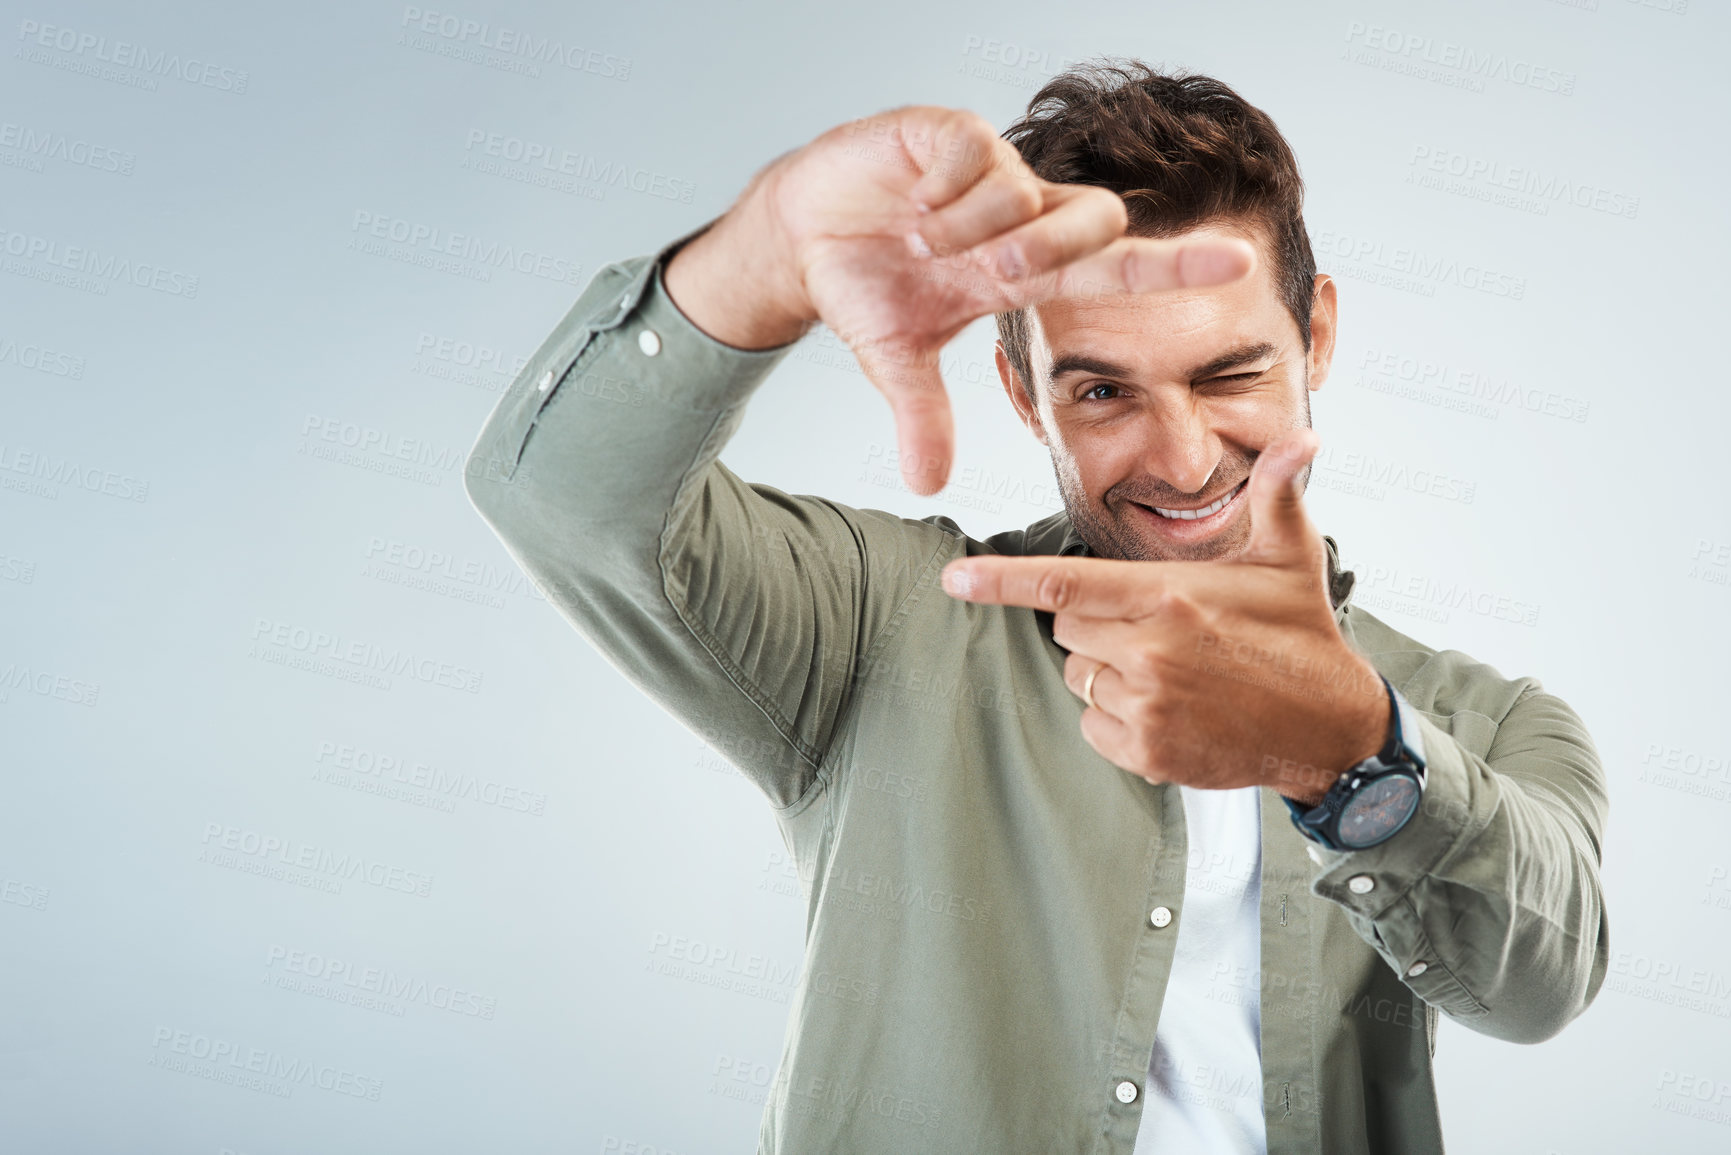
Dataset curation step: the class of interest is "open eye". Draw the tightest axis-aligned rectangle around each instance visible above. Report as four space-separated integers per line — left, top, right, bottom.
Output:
1082 382 1122 401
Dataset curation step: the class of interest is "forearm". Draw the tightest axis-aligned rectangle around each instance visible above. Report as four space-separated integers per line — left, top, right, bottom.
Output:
464 224 784 547
1308 682 1610 1043
462 230 812 798
463 229 954 809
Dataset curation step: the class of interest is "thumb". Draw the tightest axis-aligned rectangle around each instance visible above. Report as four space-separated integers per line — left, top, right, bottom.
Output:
1243 428 1322 566
855 336 955 496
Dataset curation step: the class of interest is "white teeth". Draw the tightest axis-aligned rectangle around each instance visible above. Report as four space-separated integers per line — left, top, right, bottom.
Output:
1152 480 1244 520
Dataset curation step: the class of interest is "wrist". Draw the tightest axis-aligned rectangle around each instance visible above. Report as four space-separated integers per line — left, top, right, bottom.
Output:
1270 656 1390 808
663 160 815 350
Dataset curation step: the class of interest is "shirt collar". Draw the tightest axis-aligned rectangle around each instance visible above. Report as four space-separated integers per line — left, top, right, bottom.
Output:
1024 511 1358 618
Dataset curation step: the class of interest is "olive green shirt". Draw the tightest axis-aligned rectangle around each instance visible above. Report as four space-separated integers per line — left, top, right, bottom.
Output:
462 227 1610 1154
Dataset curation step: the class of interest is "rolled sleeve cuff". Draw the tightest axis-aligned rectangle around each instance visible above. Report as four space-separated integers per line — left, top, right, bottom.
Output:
1305 710 1503 1018
1309 711 1490 912
467 220 802 488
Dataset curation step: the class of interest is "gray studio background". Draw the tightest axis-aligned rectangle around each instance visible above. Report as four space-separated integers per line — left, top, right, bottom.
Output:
2 0 1726 1151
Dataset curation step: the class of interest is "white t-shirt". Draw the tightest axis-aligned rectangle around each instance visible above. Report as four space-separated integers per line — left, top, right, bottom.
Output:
1133 784 1268 1154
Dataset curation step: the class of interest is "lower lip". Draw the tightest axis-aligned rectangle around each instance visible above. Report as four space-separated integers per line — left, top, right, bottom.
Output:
1127 481 1248 543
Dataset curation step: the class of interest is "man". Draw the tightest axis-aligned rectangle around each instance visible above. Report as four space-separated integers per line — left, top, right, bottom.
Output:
463 60 1608 1155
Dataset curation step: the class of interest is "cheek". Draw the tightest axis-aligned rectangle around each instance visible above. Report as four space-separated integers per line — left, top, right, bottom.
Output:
1206 391 1305 446
1051 423 1149 492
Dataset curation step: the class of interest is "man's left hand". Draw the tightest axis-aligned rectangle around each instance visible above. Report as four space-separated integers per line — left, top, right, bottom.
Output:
939 429 1388 806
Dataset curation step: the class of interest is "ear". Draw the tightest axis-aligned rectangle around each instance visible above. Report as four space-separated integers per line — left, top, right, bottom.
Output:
995 341 1047 446
1306 273 1339 394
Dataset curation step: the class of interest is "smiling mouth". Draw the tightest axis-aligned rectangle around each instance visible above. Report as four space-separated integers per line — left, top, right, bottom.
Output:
1144 479 1248 520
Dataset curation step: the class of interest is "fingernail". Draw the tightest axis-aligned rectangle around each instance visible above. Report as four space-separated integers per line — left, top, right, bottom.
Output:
942 565 975 598
906 229 932 259
996 240 1028 281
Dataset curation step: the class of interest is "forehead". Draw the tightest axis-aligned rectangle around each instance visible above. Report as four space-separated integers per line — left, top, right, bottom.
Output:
1026 220 1293 376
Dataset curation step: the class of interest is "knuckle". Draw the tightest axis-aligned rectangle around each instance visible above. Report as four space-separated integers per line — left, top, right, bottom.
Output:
1148 588 1193 621
1090 187 1129 231
1035 566 1078 611
959 110 997 142
937 111 993 166
1003 176 1042 217
1128 645 1164 683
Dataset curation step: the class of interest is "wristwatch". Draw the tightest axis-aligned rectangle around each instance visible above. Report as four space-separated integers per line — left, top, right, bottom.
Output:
1284 674 1427 851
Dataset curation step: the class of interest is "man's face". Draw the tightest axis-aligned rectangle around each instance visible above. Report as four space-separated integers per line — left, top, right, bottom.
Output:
997 220 1338 563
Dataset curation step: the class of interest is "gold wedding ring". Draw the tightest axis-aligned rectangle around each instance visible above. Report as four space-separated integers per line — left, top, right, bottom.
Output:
1082 661 1104 710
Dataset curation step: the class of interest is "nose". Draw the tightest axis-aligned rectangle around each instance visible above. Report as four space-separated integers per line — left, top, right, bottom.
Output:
1140 400 1221 496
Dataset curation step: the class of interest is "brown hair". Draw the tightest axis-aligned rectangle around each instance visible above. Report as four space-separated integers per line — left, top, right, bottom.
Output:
995 59 1316 402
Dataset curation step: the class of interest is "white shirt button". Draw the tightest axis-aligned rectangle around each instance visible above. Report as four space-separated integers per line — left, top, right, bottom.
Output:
536 369 555 392
1115 1079 1139 1104
1347 875 1376 895
638 328 662 357
1406 961 1429 978
1149 906 1172 929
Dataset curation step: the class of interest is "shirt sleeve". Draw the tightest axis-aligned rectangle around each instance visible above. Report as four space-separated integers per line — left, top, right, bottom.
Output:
461 226 956 811
1305 676 1611 1044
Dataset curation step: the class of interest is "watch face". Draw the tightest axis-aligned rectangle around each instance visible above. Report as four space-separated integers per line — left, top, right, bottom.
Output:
1338 775 1421 849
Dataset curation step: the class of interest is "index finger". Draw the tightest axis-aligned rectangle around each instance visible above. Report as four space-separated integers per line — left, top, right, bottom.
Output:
939 554 1173 615
1034 234 1258 306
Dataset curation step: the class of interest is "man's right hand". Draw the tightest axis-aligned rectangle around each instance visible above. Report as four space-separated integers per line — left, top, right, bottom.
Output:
663 105 1256 496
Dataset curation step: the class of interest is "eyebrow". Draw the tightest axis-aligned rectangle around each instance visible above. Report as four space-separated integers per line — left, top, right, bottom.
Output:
1047 340 1282 388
